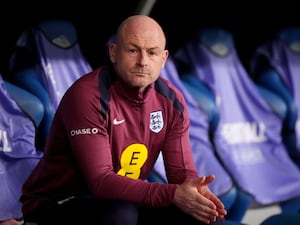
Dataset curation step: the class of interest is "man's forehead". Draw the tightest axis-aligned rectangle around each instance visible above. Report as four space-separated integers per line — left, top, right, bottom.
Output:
123 32 165 48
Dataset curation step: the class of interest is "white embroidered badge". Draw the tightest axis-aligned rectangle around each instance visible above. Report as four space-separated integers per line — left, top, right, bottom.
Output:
150 111 164 133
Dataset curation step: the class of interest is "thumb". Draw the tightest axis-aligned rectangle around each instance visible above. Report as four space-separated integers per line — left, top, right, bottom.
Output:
193 174 215 187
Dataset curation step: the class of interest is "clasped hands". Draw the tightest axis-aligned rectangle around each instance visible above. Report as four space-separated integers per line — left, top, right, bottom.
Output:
174 174 227 224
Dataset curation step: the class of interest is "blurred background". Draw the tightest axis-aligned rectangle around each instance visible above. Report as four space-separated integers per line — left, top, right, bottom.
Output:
1 0 299 77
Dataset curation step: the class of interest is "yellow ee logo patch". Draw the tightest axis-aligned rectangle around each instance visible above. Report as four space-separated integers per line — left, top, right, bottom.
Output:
117 143 148 179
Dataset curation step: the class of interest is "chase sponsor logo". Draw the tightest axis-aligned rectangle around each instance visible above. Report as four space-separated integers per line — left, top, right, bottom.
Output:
70 128 99 136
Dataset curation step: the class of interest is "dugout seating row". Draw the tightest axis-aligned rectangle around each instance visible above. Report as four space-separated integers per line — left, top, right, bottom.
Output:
154 26 300 224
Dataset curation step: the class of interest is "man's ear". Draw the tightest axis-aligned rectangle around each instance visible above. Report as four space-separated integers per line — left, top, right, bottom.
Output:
161 50 169 69
109 43 117 63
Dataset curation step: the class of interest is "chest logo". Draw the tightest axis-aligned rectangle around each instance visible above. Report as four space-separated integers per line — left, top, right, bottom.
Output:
117 143 148 179
113 118 125 125
150 111 164 133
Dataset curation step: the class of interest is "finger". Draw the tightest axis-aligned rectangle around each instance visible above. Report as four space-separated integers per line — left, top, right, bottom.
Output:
205 191 225 209
217 208 227 217
190 206 219 224
193 175 215 187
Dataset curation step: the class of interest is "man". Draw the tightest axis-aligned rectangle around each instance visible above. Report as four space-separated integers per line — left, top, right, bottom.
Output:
21 15 226 225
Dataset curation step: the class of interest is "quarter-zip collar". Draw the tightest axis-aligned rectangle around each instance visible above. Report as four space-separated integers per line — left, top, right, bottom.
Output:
112 73 155 105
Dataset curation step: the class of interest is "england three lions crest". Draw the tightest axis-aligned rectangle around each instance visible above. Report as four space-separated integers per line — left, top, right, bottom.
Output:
150 111 164 133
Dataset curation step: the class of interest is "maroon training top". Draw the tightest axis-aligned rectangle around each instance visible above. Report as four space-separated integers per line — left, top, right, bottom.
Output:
21 66 198 215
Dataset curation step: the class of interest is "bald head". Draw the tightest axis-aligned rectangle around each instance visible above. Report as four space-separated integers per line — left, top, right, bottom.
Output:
109 15 169 93
115 15 167 50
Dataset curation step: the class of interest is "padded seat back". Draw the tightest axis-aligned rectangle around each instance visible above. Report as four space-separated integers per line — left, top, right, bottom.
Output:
0 74 43 220
250 27 300 158
154 56 233 196
9 19 92 147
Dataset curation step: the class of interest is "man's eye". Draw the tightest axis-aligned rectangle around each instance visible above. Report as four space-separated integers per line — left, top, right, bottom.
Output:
129 49 137 53
148 51 157 56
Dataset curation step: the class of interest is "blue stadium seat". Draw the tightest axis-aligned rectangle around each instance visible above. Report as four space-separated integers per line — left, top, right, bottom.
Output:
0 74 43 222
174 27 300 219
180 73 219 136
250 27 300 162
250 27 300 214
151 56 251 224
3 80 44 127
9 19 92 148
